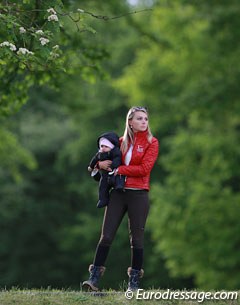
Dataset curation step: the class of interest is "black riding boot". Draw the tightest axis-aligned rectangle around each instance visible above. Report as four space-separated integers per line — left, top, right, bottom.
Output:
127 267 144 290
82 264 106 291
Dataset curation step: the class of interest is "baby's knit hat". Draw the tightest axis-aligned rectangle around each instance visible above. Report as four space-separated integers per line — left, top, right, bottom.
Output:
99 137 114 149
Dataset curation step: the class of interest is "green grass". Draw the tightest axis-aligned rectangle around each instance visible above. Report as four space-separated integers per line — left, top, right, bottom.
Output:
0 289 239 305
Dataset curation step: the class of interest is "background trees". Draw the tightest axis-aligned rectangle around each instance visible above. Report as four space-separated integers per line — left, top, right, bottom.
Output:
1 0 240 290
115 0 240 289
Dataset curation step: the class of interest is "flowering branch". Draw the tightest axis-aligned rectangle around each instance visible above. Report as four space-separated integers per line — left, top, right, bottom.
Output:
0 1 152 115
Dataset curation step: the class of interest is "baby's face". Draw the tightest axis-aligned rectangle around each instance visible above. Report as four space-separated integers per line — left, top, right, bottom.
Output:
100 145 111 153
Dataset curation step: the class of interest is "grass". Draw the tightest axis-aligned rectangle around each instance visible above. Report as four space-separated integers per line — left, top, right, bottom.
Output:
0 288 239 305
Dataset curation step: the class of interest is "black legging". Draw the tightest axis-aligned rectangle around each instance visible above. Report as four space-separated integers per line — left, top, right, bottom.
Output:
93 188 149 269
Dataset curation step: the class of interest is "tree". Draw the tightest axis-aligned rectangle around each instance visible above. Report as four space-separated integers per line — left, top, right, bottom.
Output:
0 0 109 180
0 0 154 289
0 0 108 115
114 0 240 289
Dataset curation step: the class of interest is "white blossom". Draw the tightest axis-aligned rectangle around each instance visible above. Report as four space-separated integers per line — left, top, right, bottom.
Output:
47 8 57 15
17 48 34 55
9 44 17 51
50 51 60 58
50 45 60 58
48 14 59 22
19 27 26 34
0 41 17 51
35 30 44 35
39 37 50 46
0 41 10 47
77 9 84 13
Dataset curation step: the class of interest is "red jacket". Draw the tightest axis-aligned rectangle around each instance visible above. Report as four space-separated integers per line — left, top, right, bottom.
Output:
117 130 159 191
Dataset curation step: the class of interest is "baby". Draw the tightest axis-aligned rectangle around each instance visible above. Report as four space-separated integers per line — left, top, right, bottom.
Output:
88 131 125 208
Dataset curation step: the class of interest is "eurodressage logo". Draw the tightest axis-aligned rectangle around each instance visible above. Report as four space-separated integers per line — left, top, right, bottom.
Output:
124 289 239 303
137 145 144 153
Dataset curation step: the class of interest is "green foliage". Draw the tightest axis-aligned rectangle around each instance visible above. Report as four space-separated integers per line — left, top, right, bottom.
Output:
150 122 240 288
0 1 140 290
0 127 36 180
1 0 240 292
0 0 108 116
115 0 240 289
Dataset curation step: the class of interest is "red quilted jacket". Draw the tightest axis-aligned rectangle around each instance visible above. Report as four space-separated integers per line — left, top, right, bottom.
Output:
118 130 159 190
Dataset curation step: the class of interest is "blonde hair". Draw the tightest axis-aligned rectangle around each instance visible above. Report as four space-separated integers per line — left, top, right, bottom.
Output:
121 106 153 154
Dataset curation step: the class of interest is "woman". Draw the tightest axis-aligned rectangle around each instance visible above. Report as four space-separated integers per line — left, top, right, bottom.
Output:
82 106 159 291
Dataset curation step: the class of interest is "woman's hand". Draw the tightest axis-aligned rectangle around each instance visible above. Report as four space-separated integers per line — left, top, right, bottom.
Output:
98 160 112 171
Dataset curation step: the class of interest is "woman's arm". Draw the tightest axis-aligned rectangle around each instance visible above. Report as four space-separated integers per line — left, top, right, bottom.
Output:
98 160 112 171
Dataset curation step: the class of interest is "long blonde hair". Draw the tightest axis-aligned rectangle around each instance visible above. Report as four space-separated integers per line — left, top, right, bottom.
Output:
121 106 153 154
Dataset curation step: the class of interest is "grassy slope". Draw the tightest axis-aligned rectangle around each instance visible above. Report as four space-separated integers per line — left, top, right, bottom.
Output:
0 289 239 305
